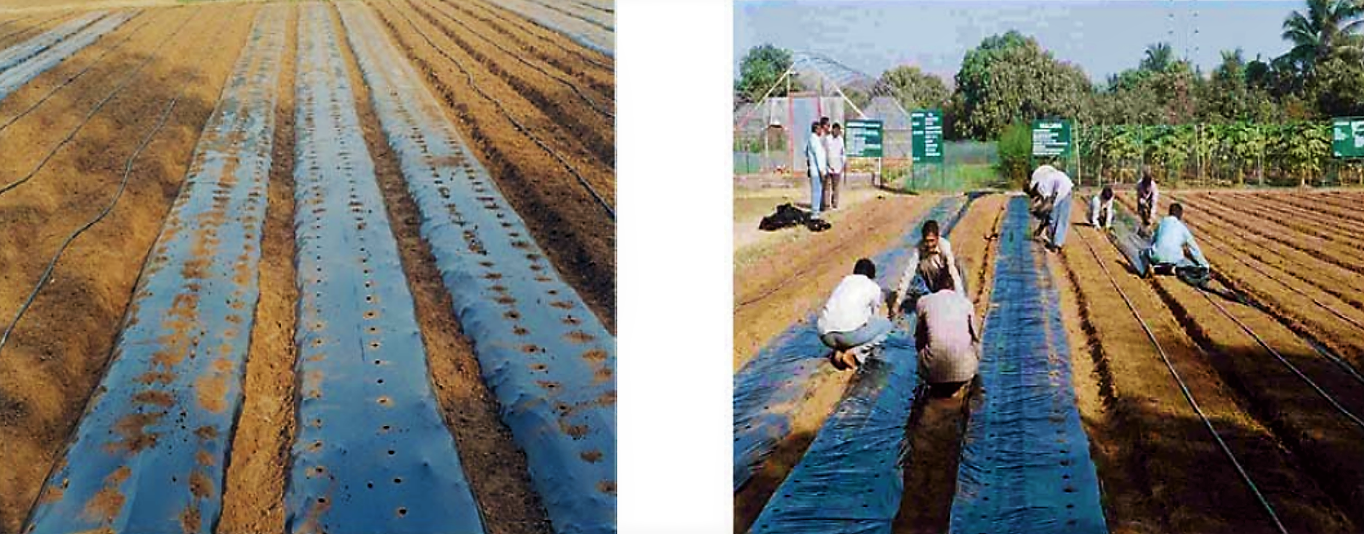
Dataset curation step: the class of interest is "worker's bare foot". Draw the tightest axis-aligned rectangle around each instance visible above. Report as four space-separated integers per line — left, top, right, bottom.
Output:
830 350 850 371
840 350 860 370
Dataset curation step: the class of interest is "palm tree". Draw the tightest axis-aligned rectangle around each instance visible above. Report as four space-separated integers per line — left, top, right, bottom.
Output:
1141 42 1174 72
1281 0 1364 74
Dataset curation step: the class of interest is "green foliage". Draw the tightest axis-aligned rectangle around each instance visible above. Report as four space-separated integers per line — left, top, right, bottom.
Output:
994 121 1034 187
1281 0 1364 75
1311 53 1364 116
1079 120 1332 185
878 65 950 111
952 31 1092 140
735 44 800 103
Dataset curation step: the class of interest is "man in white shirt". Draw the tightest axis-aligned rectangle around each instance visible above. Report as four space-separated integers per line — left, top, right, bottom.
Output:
894 219 968 312
824 123 847 211
915 280 980 397
806 121 828 220
1029 161 1058 238
1089 185 1115 230
1037 167 1074 250
817 258 892 370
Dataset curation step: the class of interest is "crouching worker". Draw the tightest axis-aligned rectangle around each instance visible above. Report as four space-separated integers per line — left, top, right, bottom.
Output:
1141 203 1210 286
915 280 981 398
893 219 968 313
1029 163 1057 238
817 258 892 370
1089 185 1114 229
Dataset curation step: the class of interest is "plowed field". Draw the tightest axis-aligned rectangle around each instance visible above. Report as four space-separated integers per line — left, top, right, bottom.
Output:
0 2 615 533
734 188 1364 533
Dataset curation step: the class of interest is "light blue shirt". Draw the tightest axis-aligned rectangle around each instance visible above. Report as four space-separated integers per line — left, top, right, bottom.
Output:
1149 215 1206 266
806 132 827 176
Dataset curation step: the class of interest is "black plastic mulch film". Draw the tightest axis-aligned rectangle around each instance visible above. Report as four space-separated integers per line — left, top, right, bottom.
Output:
23 7 287 533
948 196 1106 534
744 196 972 534
285 5 483 533
339 4 615 534
733 197 969 494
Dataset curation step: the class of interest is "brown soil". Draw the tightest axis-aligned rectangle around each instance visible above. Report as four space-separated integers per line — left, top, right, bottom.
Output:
1174 192 1364 279
217 4 297 532
893 193 1006 534
411 0 613 165
1049 229 1161 534
1053 209 1355 533
462 0 613 79
733 193 930 370
0 4 254 533
370 0 615 329
1262 191 1364 224
328 4 553 533
1148 269 1364 529
1121 193 1364 370
1215 192 1364 255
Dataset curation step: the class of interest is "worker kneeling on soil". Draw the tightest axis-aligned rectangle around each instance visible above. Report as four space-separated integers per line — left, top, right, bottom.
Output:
1089 185 1114 230
893 219 968 313
915 280 980 398
1141 203 1210 285
817 258 892 370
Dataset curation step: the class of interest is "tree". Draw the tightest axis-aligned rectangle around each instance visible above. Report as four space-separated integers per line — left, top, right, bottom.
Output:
1207 49 1247 117
878 65 950 111
735 44 800 103
1140 42 1175 72
1281 0 1364 76
1312 53 1364 116
952 31 1092 140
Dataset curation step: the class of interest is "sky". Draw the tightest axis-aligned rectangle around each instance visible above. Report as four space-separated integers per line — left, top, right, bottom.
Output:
734 0 1301 85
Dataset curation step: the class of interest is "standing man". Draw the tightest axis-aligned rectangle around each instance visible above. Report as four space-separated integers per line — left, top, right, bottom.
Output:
805 121 828 221
1089 185 1115 229
824 123 846 211
1137 169 1159 228
915 279 980 398
1037 166 1074 250
818 258 892 370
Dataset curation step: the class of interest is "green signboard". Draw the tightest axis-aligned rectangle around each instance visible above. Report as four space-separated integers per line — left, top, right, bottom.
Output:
910 109 944 163
846 119 884 158
1332 117 1364 158
1031 119 1072 157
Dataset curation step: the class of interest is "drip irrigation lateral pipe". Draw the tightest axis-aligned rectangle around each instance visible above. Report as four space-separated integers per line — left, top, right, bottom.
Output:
0 9 162 134
386 1 615 220
0 96 178 359
1074 225 1290 534
1164 194 1364 387
0 10 168 199
1196 288 1364 430
416 0 612 119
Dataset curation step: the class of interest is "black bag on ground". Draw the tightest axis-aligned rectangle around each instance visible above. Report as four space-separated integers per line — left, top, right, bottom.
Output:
759 202 808 231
